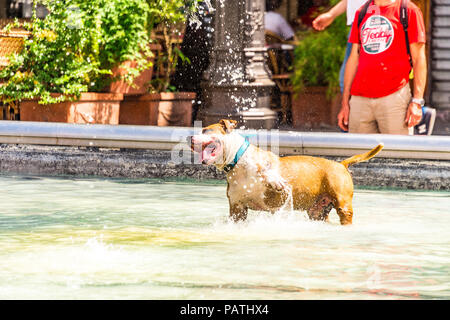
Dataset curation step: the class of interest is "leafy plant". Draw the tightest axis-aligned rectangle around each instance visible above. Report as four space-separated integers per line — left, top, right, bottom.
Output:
0 0 153 105
291 0 349 99
91 0 153 85
148 0 199 93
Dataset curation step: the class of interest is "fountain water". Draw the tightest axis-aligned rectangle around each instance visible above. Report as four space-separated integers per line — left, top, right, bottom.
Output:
1 175 448 299
197 0 277 129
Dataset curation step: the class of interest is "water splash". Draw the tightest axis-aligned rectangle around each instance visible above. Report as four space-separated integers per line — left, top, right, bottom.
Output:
277 183 294 213
203 0 214 12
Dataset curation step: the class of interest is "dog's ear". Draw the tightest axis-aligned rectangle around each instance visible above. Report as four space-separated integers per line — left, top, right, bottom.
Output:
219 119 238 133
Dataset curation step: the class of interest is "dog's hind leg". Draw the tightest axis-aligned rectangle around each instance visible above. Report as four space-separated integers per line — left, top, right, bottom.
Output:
307 194 333 221
335 200 353 225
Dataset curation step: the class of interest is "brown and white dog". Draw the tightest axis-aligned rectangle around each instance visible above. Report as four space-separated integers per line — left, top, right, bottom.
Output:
188 119 383 225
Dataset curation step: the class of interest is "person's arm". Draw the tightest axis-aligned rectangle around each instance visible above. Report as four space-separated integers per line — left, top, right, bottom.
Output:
279 16 297 41
338 43 359 131
312 0 347 31
404 42 427 127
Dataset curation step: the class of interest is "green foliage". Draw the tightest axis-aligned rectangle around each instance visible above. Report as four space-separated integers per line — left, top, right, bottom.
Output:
291 1 349 99
148 0 198 93
0 0 153 104
149 0 198 26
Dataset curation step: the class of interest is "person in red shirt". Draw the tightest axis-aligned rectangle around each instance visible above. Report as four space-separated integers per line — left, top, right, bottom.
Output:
338 0 427 134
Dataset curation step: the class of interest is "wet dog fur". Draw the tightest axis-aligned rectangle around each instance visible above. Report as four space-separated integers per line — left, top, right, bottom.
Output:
188 119 383 225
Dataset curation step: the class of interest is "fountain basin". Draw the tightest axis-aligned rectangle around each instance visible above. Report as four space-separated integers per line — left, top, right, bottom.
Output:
0 175 448 299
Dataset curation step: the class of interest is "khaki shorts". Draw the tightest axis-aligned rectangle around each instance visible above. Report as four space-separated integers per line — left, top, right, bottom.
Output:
349 84 412 135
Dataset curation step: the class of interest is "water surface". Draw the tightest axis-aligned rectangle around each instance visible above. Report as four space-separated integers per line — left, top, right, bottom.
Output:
0 175 448 299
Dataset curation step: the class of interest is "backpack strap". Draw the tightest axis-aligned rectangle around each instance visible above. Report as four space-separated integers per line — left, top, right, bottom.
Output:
357 0 373 29
400 0 413 68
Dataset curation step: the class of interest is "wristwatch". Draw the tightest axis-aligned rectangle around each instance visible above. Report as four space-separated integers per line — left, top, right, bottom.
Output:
411 98 425 106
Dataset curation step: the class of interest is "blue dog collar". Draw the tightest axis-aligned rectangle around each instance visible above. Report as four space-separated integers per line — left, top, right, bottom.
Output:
223 137 250 173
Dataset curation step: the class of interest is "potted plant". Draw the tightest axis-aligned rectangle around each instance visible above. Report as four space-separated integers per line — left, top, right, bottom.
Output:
108 42 160 95
119 0 198 127
103 0 158 95
290 0 348 129
0 0 153 124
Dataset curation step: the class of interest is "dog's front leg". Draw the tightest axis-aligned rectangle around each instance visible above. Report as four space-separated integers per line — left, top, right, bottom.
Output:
229 202 248 222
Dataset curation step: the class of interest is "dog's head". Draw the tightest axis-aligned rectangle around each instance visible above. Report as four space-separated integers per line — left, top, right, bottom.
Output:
187 119 244 168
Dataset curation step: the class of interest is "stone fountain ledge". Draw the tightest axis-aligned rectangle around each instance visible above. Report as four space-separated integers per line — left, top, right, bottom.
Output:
0 144 449 190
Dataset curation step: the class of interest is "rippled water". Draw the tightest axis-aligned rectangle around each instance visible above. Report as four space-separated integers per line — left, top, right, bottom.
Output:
0 175 448 299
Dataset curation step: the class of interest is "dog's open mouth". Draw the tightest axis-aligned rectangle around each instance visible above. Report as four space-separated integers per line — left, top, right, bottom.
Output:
190 135 223 165
202 142 219 164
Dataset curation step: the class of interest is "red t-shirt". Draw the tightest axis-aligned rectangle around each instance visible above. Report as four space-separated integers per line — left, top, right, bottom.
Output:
349 0 426 98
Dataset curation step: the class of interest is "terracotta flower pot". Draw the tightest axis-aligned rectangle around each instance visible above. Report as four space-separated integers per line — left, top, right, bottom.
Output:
119 92 195 127
108 44 161 95
291 86 341 129
157 92 195 127
20 93 123 124
119 93 160 125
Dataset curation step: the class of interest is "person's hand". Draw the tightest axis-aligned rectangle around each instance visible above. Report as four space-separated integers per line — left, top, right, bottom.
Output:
338 99 350 132
312 12 334 31
405 102 423 128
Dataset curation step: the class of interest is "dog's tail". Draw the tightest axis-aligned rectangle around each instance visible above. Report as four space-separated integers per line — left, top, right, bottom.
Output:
340 144 384 168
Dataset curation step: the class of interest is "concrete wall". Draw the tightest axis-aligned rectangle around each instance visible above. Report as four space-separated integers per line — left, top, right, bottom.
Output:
0 144 449 190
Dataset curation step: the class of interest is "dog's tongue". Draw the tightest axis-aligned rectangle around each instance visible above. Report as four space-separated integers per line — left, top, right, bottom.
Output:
202 144 215 163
